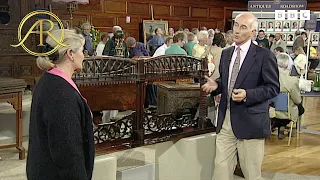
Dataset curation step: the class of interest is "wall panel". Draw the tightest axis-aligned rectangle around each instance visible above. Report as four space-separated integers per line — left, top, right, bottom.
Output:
78 0 102 12
53 0 250 34
105 1 127 13
199 21 217 29
209 8 224 19
168 20 181 29
118 16 140 28
92 16 115 27
191 7 208 18
153 4 171 17
128 2 149 15
183 20 199 30
72 14 89 27
173 6 189 17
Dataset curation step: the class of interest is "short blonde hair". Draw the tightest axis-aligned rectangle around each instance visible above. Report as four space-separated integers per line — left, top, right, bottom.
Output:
197 30 209 41
36 29 85 70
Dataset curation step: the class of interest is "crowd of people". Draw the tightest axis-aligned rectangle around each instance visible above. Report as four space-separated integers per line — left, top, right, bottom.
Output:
26 11 319 180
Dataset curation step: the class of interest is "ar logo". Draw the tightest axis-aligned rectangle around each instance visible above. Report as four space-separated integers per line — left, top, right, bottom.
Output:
11 10 67 56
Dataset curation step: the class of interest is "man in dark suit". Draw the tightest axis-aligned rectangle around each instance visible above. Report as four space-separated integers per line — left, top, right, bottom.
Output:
202 12 279 180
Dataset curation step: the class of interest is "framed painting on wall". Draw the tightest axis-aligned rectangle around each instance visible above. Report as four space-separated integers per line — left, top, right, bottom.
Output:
143 20 168 45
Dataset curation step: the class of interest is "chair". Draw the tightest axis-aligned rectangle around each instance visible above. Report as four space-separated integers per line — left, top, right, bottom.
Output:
271 92 300 146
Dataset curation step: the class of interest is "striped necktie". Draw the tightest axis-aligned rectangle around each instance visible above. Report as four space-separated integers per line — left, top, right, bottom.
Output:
228 47 241 108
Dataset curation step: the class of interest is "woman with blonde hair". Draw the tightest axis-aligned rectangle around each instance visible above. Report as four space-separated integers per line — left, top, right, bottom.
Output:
293 46 307 75
27 29 95 180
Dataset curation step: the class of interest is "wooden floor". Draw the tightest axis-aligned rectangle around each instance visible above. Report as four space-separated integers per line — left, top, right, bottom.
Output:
263 97 320 176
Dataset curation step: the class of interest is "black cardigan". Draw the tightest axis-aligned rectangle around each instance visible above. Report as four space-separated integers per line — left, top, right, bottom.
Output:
27 72 95 180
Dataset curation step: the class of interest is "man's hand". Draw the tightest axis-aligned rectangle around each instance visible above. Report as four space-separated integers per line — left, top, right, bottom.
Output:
232 89 246 102
202 76 218 93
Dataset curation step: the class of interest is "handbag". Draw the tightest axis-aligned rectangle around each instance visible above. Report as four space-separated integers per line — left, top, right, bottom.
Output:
299 75 312 92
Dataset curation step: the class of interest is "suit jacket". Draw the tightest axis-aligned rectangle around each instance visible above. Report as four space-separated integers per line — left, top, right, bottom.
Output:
275 70 302 122
211 43 280 139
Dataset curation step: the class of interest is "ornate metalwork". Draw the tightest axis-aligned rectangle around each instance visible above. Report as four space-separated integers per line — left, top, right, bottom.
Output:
73 56 138 85
143 111 197 133
94 111 134 144
144 55 202 81
75 55 214 150
94 110 198 145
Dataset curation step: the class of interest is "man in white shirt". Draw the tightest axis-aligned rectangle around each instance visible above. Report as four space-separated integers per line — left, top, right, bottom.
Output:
152 36 173 57
202 12 279 180
96 33 108 56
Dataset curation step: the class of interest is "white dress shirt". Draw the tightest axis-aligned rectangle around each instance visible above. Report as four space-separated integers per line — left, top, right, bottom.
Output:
228 39 252 88
152 44 168 57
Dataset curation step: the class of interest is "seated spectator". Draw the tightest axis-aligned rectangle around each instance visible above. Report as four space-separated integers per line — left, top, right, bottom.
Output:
96 33 108 56
293 47 307 75
165 32 187 55
153 36 173 57
183 33 196 56
126 37 149 58
274 47 294 72
308 42 320 69
192 30 208 58
271 54 303 139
